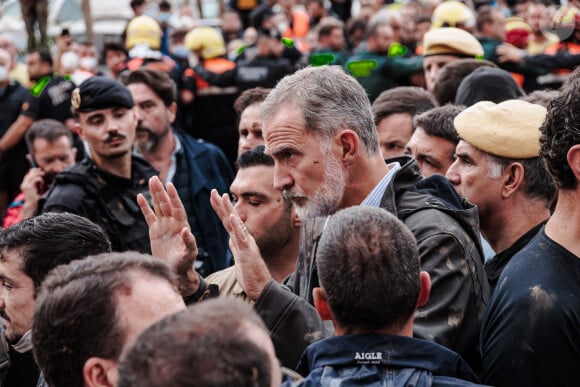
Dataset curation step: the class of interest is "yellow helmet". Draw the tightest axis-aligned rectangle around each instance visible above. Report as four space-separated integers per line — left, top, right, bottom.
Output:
185 27 226 59
431 1 475 29
126 15 162 50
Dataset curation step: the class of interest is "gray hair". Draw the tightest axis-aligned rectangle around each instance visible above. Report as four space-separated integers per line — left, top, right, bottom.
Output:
484 152 556 205
261 66 379 155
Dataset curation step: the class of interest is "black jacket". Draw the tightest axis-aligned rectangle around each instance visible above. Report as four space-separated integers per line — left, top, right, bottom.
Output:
255 157 490 372
39 157 156 253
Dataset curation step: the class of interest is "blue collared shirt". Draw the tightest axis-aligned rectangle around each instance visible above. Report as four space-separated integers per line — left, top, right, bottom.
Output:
360 162 401 207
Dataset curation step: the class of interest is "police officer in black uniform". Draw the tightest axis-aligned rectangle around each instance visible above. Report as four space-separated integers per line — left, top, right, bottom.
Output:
39 76 155 253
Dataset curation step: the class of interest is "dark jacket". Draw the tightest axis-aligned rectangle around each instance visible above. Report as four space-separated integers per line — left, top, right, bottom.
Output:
296 334 486 386
39 156 156 253
193 55 294 93
0 329 46 387
255 157 490 372
171 129 234 276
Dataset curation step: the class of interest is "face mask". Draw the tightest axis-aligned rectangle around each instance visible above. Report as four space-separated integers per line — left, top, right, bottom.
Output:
79 57 98 71
0 66 8 83
60 51 79 71
158 12 171 23
172 45 189 58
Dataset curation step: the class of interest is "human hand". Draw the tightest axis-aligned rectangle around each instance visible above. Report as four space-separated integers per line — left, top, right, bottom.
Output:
211 189 272 300
20 168 44 218
496 43 527 63
138 176 199 296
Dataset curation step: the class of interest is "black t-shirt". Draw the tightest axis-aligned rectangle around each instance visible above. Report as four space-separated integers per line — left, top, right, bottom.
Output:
481 228 580 387
21 74 74 123
4 347 39 387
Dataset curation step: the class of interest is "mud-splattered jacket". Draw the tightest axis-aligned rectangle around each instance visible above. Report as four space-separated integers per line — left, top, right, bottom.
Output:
254 156 490 373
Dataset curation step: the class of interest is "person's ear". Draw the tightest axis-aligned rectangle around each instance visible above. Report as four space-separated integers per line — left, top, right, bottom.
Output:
83 357 118 387
313 287 332 321
567 144 580 182
167 101 177 124
73 122 83 137
336 130 359 167
417 271 431 308
501 162 525 199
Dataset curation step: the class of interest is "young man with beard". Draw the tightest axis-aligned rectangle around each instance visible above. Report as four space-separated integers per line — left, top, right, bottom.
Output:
123 68 233 276
40 76 156 254
3 119 77 227
206 146 300 302
210 66 489 371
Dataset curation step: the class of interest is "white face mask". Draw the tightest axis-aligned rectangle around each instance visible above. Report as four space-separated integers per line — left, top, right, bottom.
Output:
60 51 79 71
79 56 98 71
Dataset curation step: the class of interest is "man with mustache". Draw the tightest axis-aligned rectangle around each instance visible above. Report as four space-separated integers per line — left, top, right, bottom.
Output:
123 68 233 276
3 119 77 227
40 76 156 253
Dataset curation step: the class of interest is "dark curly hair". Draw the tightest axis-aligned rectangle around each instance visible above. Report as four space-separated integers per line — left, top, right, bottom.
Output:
539 67 580 190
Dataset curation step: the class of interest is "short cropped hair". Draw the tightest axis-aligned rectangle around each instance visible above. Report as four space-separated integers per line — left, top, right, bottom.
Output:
432 59 497 105
118 298 273 387
122 68 177 106
540 67 580 190
233 87 271 115
0 212 111 292
413 104 462 144
32 252 177 387
29 48 53 67
236 145 274 168
104 42 129 58
372 86 436 127
25 119 73 154
317 206 420 333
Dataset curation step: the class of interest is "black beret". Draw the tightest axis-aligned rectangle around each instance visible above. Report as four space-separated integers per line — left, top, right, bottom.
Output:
71 76 134 113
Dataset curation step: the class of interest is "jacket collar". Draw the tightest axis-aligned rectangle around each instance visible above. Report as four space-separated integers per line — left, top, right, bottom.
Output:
297 333 469 377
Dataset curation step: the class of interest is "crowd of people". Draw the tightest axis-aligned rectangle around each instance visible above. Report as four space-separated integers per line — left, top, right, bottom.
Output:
0 0 579 385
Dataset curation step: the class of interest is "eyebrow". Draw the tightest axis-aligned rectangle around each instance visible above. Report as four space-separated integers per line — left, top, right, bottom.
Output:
455 152 474 164
239 191 268 200
0 274 12 283
269 146 294 158
417 154 442 168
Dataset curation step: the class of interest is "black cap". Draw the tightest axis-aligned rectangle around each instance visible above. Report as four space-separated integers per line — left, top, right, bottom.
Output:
71 76 134 113
455 67 525 107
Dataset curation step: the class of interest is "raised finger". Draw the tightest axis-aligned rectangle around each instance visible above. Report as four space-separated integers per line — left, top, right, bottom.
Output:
166 182 188 223
137 193 156 227
210 189 231 229
149 176 162 216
